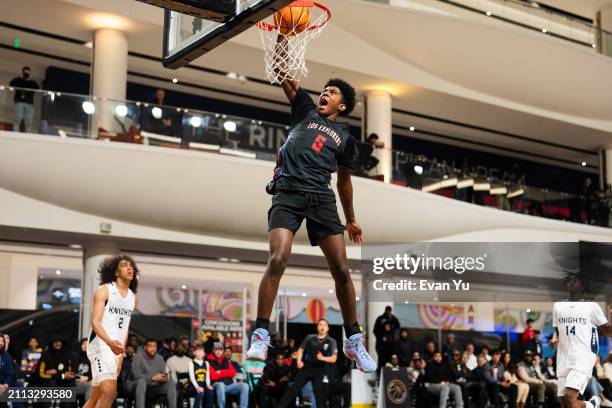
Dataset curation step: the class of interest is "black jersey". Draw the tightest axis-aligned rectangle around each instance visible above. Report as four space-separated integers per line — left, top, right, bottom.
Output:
267 88 356 195
300 334 338 368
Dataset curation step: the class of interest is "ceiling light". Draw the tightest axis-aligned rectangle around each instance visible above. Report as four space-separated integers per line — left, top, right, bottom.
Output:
181 284 187 290
151 107 163 119
55 270 61 275
83 41 93 48
82 101 95 115
486 11 492 16
409 126 415 131
507 186 525 198
69 244 82 249
172 78 178 83
355 296 360 301
85 13 131 30
328 289 334 294
439 177 458 188
581 161 587 167
238 74 247 83
223 121 237 132
115 105 128 117
190 116 202 128
229 258 240 263
592 44 597 48
490 184 508 195
218 257 229 262
473 179 491 191
413 165 423 175
301 292 307 297
542 28 547 33
226 72 238 80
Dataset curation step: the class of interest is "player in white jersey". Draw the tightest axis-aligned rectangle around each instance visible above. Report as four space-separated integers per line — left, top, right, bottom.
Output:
550 275 611 408
83 255 139 408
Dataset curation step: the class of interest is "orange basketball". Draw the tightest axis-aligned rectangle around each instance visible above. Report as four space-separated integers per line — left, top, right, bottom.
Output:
274 4 311 36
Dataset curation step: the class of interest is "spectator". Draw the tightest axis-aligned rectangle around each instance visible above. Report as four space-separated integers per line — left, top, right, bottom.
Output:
451 351 485 408
354 133 384 176
0 333 13 394
385 354 401 369
178 336 191 358
424 351 464 408
526 330 543 357
485 351 507 408
189 345 213 408
73 338 92 402
141 89 174 136
468 355 490 408
207 342 248 408
283 338 297 356
517 350 556 407
203 332 219 356
128 339 177 408
159 337 177 361
442 333 461 361
376 323 396 372
19 336 42 384
260 352 291 407
603 353 612 399
119 343 136 391
37 337 77 387
395 328 412 366
128 334 141 352
224 346 241 373
465 342 478 371
504 359 529 408
276 319 337 408
480 345 492 362
423 340 437 362
9 66 39 133
593 357 612 405
166 344 191 390
543 357 557 381
521 319 535 346
373 305 400 367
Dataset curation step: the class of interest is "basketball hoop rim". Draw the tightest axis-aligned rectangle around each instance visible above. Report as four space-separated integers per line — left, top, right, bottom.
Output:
256 2 331 32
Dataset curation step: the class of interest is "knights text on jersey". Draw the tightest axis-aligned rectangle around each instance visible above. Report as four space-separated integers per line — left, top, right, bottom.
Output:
552 301 607 376
268 88 357 195
88 282 135 352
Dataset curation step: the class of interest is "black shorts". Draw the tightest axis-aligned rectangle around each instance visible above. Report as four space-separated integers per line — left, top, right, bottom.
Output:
268 190 346 246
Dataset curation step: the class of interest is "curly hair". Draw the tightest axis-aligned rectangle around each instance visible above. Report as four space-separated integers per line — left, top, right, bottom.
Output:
324 78 356 116
99 254 139 293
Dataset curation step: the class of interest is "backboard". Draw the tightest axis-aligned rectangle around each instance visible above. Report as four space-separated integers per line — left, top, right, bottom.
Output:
137 0 294 69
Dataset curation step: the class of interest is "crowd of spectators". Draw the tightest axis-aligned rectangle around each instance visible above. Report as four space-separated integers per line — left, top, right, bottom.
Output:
373 308 612 408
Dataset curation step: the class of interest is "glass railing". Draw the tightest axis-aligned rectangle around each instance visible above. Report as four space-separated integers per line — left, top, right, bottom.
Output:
381 0 612 54
1 85 609 227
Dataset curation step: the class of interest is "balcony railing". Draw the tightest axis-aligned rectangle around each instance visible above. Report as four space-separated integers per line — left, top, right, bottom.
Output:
1 85 609 228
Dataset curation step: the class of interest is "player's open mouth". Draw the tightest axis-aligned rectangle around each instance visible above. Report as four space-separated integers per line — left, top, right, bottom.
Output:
319 98 329 107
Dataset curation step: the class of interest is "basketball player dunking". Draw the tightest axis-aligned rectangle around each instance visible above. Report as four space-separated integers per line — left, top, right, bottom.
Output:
84 255 139 408
245 36 375 372
550 274 612 408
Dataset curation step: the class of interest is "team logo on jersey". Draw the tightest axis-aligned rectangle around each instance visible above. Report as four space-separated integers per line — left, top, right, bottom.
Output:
108 306 133 316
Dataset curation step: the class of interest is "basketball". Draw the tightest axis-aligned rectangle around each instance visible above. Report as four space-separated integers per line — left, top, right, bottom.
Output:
274 4 311 36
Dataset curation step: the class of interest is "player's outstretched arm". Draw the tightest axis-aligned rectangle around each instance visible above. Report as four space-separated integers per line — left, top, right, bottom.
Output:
274 34 299 102
549 328 559 348
337 165 364 245
91 286 124 355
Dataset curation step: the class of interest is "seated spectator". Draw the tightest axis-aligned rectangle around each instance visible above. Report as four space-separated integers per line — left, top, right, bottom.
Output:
465 342 478 371
543 357 557 380
19 336 42 384
517 350 556 407
159 337 177 361
283 338 297 357
485 351 508 408
480 345 492 362
203 332 219 356
166 344 192 394
189 345 213 408
424 351 464 408
178 336 191 358
37 337 78 387
504 359 529 408
0 333 13 395
407 357 425 383
450 351 482 407
598 354 611 400
442 333 461 362
526 330 543 357
385 354 401 369
128 339 177 408
260 352 291 407
423 340 437 362
395 328 412 366
73 338 92 402
467 355 489 408
224 346 243 381
207 342 248 408
119 344 136 393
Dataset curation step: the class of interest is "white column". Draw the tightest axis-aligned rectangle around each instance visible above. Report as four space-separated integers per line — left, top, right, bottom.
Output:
597 7 612 55
364 90 393 182
91 28 128 134
80 242 119 339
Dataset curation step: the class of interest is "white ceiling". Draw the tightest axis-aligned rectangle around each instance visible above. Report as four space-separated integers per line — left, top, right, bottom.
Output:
0 0 610 168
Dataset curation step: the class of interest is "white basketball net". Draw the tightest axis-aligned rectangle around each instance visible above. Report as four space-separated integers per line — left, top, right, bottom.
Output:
257 4 330 84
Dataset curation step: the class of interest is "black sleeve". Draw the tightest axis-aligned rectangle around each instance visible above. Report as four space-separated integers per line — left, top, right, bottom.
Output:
336 135 357 168
9 78 17 87
290 88 316 126
299 335 313 352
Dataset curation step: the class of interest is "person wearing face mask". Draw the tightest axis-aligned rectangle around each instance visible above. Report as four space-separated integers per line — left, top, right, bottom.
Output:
9 66 39 133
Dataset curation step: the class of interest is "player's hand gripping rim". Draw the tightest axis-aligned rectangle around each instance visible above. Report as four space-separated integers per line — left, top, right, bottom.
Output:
347 221 364 245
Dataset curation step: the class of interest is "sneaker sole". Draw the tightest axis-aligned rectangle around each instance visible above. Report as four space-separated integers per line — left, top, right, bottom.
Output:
343 350 374 373
245 352 267 362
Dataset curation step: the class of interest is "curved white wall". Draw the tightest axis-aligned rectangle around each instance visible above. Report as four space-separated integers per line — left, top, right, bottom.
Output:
1 132 612 254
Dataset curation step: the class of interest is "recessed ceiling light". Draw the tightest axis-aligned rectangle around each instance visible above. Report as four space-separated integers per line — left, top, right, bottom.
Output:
301 292 307 297
83 41 93 48
581 161 587 167
541 28 547 33
409 126 415 131
592 44 597 48
486 11 492 16
69 244 82 249
226 72 238 80
355 296 360 301
55 270 61 275
172 78 178 83
181 284 187 290
328 289 333 294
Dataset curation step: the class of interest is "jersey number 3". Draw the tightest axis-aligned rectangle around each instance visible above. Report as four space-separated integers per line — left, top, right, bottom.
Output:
118 317 124 329
312 135 327 152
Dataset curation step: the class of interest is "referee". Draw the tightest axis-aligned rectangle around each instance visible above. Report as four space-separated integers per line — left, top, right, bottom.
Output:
277 319 337 408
